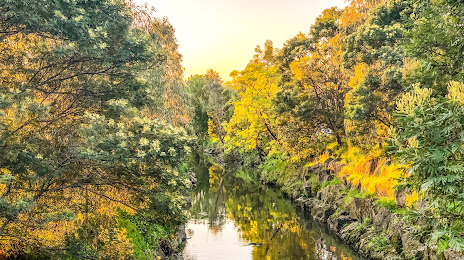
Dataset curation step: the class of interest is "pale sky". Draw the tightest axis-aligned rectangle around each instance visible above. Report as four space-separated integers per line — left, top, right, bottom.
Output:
133 0 348 81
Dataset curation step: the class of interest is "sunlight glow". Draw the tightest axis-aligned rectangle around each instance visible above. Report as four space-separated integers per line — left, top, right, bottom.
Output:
133 0 348 81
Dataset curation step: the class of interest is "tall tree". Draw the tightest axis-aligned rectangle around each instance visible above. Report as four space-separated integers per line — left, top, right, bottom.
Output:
343 0 411 145
186 70 234 143
274 8 349 147
0 0 192 256
225 41 281 158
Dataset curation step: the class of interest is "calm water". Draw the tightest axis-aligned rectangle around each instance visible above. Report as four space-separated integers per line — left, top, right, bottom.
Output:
183 155 365 260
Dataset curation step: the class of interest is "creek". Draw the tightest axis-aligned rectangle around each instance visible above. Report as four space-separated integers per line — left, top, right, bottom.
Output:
182 154 366 260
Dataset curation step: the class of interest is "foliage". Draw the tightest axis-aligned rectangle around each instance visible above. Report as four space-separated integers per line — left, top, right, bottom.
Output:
367 232 390 252
0 0 193 257
338 146 405 199
275 8 349 148
375 197 398 211
391 82 464 251
405 0 464 95
224 42 281 158
344 0 411 145
186 70 234 143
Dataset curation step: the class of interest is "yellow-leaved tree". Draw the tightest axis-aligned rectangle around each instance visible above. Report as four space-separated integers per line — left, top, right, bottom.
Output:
225 40 281 159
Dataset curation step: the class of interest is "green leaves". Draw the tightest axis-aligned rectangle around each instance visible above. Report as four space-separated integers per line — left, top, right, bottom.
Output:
392 82 464 252
79 100 194 168
0 0 193 256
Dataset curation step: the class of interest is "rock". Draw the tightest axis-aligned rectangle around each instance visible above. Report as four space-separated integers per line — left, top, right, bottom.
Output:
185 196 192 208
358 227 377 255
295 197 311 208
444 248 464 260
386 213 404 253
304 198 316 210
327 159 343 175
367 158 379 175
340 221 362 247
319 184 345 204
401 232 425 259
328 213 354 232
383 255 403 260
311 201 334 223
310 163 334 183
373 207 392 231
394 189 406 207
189 171 197 187
304 173 313 182
177 224 186 243
349 197 377 221
424 245 440 260
319 186 332 203
324 157 334 166
303 182 312 197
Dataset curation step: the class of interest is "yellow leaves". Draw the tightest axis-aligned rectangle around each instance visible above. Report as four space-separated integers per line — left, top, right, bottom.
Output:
289 57 310 81
224 61 280 152
97 227 134 259
339 146 406 199
208 118 218 139
208 165 221 189
396 84 434 116
340 0 384 29
406 190 420 208
446 81 464 105
348 63 368 90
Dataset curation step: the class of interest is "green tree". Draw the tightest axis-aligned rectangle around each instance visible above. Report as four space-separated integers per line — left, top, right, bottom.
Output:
186 70 234 143
0 0 192 256
405 0 464 95
274 8 348 147
391 82 464 252
343 0 411 145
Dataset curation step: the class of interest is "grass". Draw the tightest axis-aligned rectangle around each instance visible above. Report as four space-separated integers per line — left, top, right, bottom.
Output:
342 188 370 206
367 232 391 252
375 197 398 211
321 176 342 189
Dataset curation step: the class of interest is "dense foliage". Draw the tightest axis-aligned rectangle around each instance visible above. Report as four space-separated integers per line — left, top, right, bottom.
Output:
0 0 192 258
2 0 464 258
187 0 464 254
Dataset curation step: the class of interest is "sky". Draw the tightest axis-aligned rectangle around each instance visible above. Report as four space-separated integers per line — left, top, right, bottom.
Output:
133 0 348 81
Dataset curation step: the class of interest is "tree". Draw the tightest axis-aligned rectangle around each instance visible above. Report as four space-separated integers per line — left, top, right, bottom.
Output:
0 0 192 256
404 0 464 95
225 41 281 158
186 70 234 143
274 8 349 147
343 0 411 145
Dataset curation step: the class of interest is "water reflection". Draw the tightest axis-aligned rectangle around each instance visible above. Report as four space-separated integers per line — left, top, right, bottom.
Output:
183 154 364 260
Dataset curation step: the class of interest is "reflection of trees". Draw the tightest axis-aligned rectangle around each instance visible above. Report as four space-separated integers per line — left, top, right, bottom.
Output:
188 155 227 232
225 184 317 259
187 153 361 259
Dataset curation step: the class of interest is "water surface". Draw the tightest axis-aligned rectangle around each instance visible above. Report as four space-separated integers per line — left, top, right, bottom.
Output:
183 155 365 260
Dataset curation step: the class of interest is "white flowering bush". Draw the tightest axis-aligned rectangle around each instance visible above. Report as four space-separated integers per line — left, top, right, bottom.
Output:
76 100 194 224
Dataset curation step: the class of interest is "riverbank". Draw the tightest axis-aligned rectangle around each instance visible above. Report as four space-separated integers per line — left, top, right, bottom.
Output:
199 147 464 260
283 159 463 260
